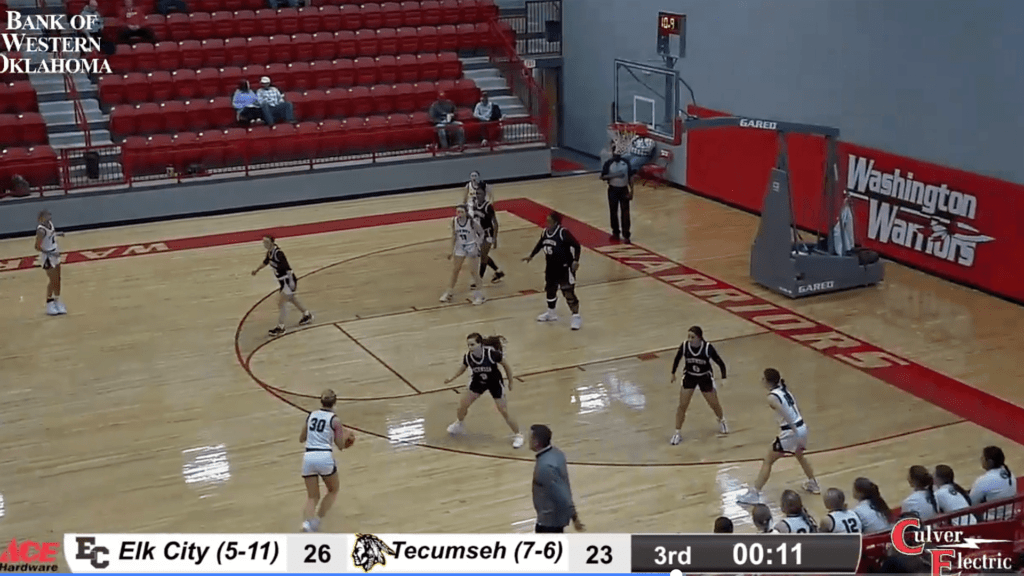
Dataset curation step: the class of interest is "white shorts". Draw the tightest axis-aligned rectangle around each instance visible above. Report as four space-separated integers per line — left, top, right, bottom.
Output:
773 424 808 454
453 242 480 258
277 273 297 296
301 450 336 477
39 251 60 270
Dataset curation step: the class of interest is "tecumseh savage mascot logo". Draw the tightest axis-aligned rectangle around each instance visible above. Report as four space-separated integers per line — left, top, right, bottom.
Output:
352 534 396 572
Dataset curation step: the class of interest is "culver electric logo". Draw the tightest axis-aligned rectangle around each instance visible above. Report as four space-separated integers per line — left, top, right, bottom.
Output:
845 154 994 267
891 518 1013 576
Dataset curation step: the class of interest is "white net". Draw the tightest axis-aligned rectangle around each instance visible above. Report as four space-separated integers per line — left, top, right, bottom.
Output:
602 123 639 164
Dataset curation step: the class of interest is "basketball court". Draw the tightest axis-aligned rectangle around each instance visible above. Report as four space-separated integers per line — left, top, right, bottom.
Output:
1 176 1023 554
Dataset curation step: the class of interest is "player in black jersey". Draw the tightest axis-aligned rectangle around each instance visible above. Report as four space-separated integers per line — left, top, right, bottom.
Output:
252 235 313 336
668 325 728 444
469 183 505 286
523 211 583 330
443 333 524 448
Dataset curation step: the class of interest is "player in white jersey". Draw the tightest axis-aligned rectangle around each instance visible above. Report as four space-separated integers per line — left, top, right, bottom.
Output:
773 490 817 533
34 210 66 315
852 477 893 533
440 204 485 305
299 389 355 533
933 464 978 525
902 465 939 521
737 368 819 505
819 488 862 533
971 446 1017 520
463 170 493 208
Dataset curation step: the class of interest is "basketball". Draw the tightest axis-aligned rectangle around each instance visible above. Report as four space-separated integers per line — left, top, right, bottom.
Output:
344 433 356 448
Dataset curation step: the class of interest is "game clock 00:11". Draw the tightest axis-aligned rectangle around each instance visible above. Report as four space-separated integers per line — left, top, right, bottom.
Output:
630 534 862 573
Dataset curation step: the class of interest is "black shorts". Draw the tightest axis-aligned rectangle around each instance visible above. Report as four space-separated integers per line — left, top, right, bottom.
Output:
468 378 504 399
682 374 715 393
545 265 575 288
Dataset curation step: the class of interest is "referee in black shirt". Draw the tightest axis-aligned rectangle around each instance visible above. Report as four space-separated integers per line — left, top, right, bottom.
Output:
601 147 634 243
523 211 583 330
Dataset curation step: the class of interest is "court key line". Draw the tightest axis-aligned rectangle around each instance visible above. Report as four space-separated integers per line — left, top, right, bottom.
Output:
333 323 421 394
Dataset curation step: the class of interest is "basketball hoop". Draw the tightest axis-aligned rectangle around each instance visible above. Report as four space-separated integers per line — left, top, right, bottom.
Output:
608 122 647 155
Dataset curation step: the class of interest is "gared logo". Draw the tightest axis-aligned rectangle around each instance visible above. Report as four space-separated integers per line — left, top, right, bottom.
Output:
0 539 60 564
890 518 1013 576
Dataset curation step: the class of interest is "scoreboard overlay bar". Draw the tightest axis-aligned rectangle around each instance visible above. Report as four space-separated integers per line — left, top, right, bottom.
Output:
63 533 862 573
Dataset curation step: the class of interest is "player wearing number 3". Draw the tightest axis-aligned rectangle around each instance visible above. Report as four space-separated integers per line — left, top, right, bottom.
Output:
737 368 819 505
300 389 355 533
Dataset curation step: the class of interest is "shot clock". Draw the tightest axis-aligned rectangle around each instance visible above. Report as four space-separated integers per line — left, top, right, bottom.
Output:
631 534 862 573
656 11 686 63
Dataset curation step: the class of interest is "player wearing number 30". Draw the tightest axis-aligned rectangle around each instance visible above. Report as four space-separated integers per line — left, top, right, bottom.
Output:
299 389 355 533
737 369 820 505
35 210 66 316
440 204 486 305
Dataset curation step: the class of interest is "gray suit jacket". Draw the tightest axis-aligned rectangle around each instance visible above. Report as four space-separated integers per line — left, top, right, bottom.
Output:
532 445 576 528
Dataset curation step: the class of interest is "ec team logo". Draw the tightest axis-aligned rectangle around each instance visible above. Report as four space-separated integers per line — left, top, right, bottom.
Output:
890 517 1013 576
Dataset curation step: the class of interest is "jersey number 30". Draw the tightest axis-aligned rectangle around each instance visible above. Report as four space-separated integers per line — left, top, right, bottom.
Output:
309 418 328 433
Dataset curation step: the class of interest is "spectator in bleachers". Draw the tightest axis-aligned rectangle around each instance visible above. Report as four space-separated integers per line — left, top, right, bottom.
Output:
750 503 773 533
902 465 939 521
971 446 1017 520
933 465 977 525
233 80 263 127
256 76 294 126
429 91 465 151
117 0 156 45
712 517 733 533
473 94 501 146
80 0 103 43
267 0 298 8
852 477 893 533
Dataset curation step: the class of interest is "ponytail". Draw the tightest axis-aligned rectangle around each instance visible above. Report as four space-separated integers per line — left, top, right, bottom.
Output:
801 507 818 533
909 466 938 512
982 446 1013 484
855 477 892 522
935 465 972 506
468 332 507 354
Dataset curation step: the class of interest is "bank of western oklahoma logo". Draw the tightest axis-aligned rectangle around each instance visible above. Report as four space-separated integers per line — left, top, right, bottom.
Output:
891 518 1013 576
845 154 994 268
352 534 397 572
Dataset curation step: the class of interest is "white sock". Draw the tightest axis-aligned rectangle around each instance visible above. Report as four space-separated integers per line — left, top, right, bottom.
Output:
674 429 680 434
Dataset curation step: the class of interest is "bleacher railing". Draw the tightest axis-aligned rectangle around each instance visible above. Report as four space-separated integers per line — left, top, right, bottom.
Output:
3 14 551 198
498 0 561 57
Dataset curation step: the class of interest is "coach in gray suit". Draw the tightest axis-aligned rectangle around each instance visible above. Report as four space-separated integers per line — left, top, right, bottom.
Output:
530 424 585 533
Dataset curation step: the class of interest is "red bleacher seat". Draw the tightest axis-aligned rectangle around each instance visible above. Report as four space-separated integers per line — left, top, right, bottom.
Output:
166 12 189 41
336 30 357 59
209 96 235 128
293 121 320 158
396 54 420 83
292 32 314 62
265 62 289 86
418 26 439 53
438 51 461 79
108 45 131 74
195 130 223 167
393 82 415 112
224 0 243 11
288 62 312 91
399 1 421 26
355 29 378 57
278 8 299 34
320 5 341 30
458 0 480 22
353 57 377 86
220 67 244 94
318 118 343 156
377 28 398 55
0 82 37 114
270 123 301 161
255 9 277 36
144 14 167 41
99 75 126 106
473 22 492 49
323 89 349 118
456 23 478 51
420 1 442 25
190 12 213 40
412 81 436 109
221 127 248 167
418 53 440 81
161 100 188 133
308 61 334 89
171 131 202 171
134 43 157 72
249 37 274 66
202 39 226 68
23 145 59 186
149 71 173 101
219 10 244 37
454 78 480 106
195 68 221 97
267 36 292 63
437 25 458 52
349 85 373 116
243 64 265 85
380 2 402 27
183 99 211 131
363 114 389 150
155 41 181 70
338 4 361 30
396 26 419 54
246 125 273 163
440 0 459 22
124 72 149 103
297 6 319 34
370 84 395 114
135 102 162 135
109 105 135 139
361 3 383 29
312 32 336 60
225 37 253 66
333 59 354 87
179 40 203 69
197 0 218 12
172 69 199 99
377 55 398 84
